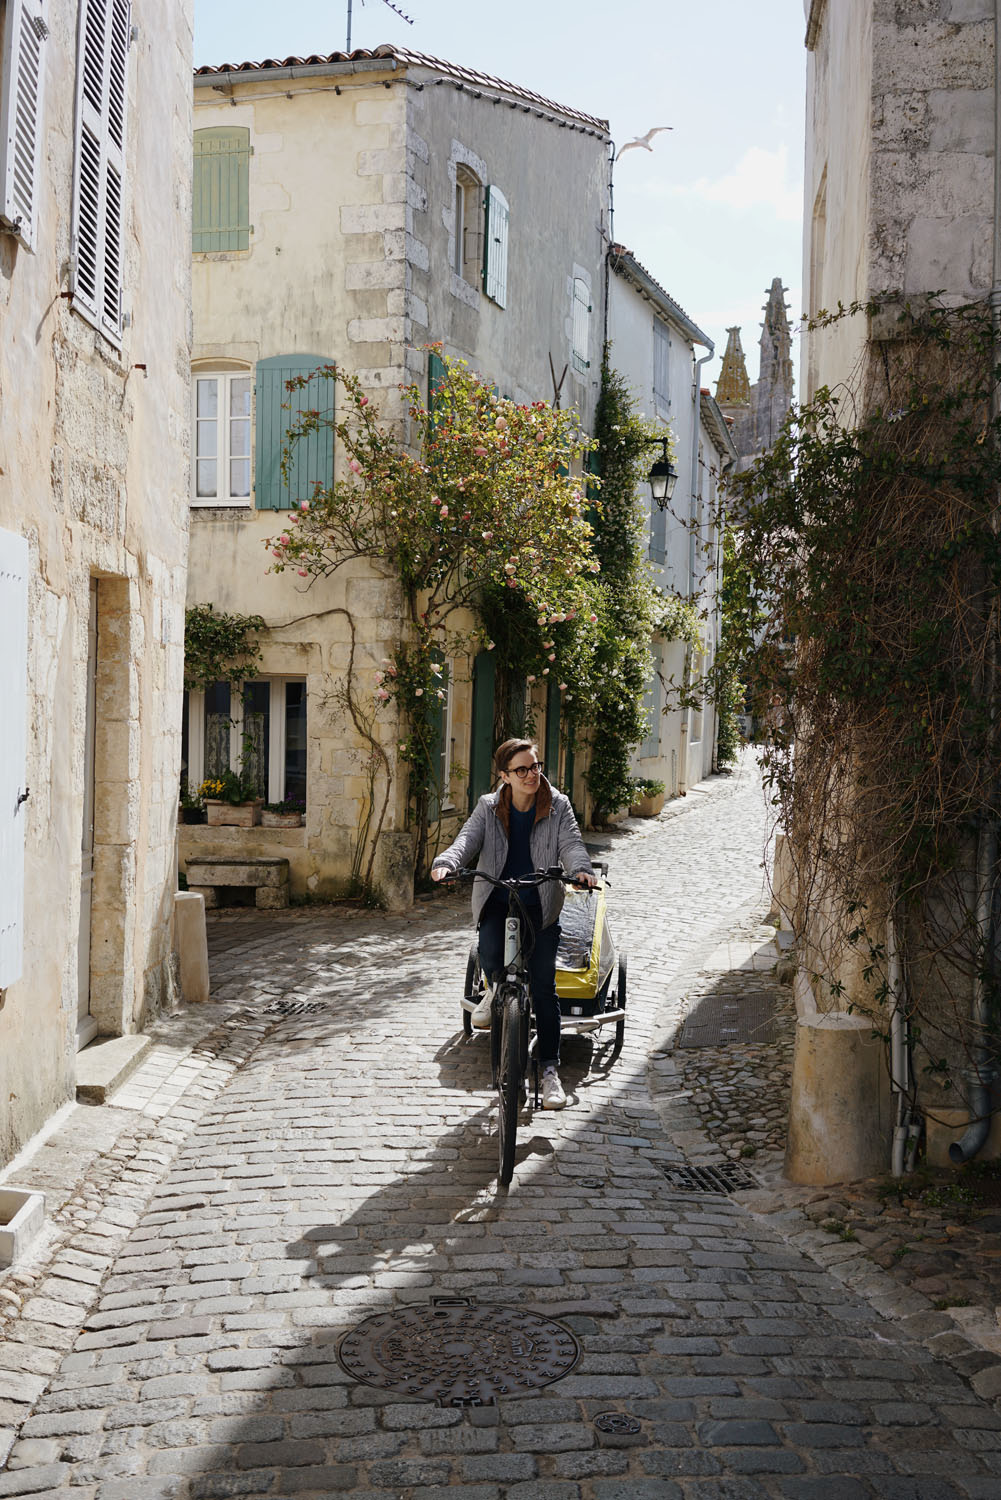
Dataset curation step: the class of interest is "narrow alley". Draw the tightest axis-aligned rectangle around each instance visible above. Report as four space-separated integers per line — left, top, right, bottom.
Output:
1 755 998 1498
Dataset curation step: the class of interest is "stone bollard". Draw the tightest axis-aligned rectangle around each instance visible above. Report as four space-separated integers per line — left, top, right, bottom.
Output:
174 890 210 1004
785 1011 891 1184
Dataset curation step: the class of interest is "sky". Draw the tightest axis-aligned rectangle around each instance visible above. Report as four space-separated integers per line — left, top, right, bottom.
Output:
194 0 806 397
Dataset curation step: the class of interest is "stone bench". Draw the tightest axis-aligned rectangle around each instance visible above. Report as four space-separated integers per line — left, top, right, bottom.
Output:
186 855 290 910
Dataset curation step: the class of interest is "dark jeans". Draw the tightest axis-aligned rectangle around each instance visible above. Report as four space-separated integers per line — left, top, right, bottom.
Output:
478 894 561 1068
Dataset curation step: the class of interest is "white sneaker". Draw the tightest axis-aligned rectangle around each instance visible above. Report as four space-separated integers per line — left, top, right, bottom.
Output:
471 984 495 1029
541 1068 567 1110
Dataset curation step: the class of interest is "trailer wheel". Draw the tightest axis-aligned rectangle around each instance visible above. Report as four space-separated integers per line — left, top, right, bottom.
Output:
614 951 627 1051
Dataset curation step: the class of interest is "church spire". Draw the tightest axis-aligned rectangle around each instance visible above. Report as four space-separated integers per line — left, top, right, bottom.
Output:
715 326 751 407
755 277 794 450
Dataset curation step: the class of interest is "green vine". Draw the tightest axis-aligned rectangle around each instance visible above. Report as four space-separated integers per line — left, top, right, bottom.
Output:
567 353 663 823
716 294 1001 1111
183 604 265 691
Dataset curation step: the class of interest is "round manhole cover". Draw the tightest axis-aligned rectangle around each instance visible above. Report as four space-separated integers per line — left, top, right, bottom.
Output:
337 1298 581 1405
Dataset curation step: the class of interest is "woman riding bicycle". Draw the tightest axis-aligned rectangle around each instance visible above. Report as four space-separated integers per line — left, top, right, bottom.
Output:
430 737 596 1110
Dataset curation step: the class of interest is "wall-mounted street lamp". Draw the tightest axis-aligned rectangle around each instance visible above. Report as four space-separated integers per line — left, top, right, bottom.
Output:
647 436 679 510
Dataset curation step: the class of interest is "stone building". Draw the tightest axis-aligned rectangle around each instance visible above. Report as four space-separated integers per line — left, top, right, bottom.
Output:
182 45 610 906
0 0 193 1165
787 0 999 1181
606 246 736 801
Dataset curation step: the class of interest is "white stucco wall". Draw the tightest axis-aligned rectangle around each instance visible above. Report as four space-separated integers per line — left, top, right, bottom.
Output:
607 269 726 798
0 0 193 1164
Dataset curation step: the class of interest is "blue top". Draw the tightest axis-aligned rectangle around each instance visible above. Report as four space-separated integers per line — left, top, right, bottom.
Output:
502 805 536 881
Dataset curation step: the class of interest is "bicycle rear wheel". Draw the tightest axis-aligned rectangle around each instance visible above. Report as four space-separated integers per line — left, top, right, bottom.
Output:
497 989 523 1186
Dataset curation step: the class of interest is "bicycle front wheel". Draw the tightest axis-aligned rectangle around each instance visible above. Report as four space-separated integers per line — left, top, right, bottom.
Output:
497 989 523 1187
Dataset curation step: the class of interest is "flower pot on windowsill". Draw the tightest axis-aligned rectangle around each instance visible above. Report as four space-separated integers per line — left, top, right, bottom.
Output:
204 798 263 827
629 792 665 818
261 810 304 828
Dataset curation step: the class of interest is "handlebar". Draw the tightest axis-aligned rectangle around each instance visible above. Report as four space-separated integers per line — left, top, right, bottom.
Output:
439 866 596 891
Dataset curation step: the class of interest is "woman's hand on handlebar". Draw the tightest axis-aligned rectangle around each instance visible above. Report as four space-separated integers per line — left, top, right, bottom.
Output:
430 865 450 882
571 868 598 890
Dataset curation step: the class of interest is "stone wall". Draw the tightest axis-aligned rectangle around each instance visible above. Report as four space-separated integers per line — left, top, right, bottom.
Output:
0 1 193 1165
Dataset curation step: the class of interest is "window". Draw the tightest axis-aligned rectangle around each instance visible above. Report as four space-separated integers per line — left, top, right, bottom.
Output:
182 678 307 806
653 321 671 408
70 0 131 343
255 355 335 511
649 492 667 566
192 369 252 505
571 277 590 374
482 183 509 307
193 126 250 252
0 0 48 250
453 165 480 279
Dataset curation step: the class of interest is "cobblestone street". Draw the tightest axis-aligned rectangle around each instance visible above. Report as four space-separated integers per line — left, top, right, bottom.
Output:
2 751 1001 1497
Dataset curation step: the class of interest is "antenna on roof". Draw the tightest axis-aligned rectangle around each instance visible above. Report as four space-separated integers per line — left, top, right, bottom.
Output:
346 0 415 52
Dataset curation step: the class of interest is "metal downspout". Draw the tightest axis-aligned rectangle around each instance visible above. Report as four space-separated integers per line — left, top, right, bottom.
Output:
949 0 1001 1164
888 896 913 1176
678 345 714 794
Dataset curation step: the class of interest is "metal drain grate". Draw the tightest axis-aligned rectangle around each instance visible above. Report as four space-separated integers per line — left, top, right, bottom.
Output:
677 992 775 1048
658 1160 759 1195
262 999 329 1017
337 1296 580 1406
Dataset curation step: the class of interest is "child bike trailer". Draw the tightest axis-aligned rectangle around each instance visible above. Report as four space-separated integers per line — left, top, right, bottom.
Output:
555 872 626 1047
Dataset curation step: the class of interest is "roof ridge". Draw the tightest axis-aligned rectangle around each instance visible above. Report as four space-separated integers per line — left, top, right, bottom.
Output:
194 42 610 134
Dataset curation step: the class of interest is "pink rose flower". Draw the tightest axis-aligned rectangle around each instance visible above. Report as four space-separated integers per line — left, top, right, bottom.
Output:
300 500 309 511
440 505 449 518
349 458 362 474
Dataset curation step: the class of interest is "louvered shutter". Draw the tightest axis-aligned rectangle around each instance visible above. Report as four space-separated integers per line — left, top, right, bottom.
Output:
0 529 28 989
0 0 48 250
71 0 130 342
255 356 335 511
482 184 509 308
571 277 590 373
193 127 250 252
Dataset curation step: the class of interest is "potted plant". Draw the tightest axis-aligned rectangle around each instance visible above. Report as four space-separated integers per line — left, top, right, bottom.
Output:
178 778 206 825
629 778 666 818
261 797 306 828
199 771 264 827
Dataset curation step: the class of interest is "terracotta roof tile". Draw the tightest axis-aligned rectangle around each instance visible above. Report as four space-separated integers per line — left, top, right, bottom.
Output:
194 43 609 134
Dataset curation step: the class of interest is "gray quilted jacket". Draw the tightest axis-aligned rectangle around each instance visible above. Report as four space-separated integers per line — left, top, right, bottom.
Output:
431 776 593 928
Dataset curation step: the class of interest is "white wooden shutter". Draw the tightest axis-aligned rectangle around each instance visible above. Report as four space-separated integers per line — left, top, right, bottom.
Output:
0 0 48 250
482 184 509 308
71 0 130 342
0 530 29 989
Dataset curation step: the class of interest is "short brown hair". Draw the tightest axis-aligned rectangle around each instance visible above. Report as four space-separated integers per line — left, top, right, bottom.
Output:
494 738 538 776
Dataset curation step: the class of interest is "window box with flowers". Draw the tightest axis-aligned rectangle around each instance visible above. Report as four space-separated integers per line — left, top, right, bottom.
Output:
261 798 305 828
199 773 264 827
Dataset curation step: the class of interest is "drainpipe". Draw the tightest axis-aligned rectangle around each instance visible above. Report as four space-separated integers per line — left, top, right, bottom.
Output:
888 895 912 1177
678 343 714 794
950 1 1001 1163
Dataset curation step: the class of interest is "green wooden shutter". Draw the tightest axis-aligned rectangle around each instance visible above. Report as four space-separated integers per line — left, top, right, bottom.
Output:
428 349 447 405
571 277 591 373
545 676 561 788
193 127 250 251
482 184 509 308
255 355 335 511
468 649 496 811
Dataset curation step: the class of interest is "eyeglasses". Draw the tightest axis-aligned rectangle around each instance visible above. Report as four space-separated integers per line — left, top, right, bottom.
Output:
508 761 544 779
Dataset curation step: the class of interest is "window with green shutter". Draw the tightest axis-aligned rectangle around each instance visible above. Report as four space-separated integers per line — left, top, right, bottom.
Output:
482 184 509 308
255 356 335 511
193 126 250 252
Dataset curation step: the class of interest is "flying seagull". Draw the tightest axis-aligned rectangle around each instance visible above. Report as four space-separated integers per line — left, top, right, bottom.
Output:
615 127 673 160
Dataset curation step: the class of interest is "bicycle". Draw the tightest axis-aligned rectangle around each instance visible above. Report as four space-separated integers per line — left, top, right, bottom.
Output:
445 865 575 1187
